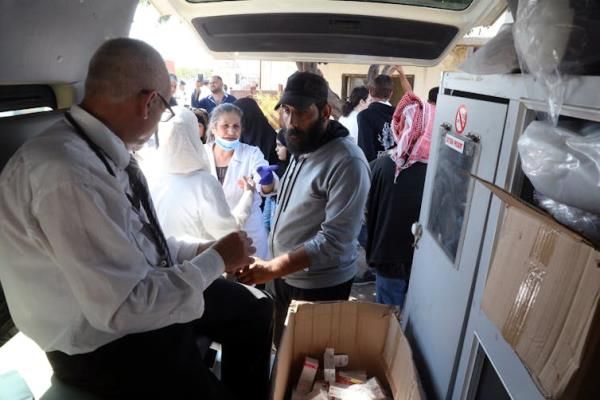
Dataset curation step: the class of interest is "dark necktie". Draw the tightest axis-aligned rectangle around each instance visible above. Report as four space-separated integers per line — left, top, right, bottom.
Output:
125 156 173 268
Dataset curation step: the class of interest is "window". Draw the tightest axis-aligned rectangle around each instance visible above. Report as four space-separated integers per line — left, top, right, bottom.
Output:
427 132 480 264
0 107 53 119
0 85 57 116
341 74 415 107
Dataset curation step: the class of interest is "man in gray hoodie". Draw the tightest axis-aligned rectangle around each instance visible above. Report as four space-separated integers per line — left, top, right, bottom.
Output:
239 72 371 342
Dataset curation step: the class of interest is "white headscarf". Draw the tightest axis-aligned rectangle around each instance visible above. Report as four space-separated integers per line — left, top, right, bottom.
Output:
159 106 211 174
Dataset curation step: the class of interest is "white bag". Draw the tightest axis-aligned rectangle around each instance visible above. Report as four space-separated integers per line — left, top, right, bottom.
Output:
518 120 600 215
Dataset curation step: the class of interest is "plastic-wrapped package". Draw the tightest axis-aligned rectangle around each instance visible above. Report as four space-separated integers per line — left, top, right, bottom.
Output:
459 24 519 75
513 0 600 125
328 377 387 400
534 192 600 247
518 120 600 215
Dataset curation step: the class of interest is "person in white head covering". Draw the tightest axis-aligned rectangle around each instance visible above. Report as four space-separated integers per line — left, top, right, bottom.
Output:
152 106 255 243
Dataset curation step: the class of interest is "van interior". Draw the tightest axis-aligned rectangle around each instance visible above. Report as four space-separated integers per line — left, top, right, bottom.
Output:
1 1 599 399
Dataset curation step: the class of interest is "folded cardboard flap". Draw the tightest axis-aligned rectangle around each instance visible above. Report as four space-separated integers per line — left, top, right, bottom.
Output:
383 314 421 399
476 176 600 399
272 301 422 400
472 175 594 246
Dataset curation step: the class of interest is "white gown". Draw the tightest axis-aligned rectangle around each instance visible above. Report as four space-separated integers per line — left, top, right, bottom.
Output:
149 106 254 244
205 141 278 260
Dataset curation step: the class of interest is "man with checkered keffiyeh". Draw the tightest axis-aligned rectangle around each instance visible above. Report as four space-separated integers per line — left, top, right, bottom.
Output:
365 69 438 308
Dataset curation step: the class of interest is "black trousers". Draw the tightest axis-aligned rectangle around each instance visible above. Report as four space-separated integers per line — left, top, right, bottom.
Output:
271 277 354 346
47 278 274 400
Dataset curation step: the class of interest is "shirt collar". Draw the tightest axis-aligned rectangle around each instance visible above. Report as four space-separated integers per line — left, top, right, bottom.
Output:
377 100 392 107
70 105 131 169
208 93 228 103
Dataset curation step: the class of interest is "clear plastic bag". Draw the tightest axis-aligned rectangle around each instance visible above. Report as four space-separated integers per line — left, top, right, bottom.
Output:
518 120 600 215
535 192 600 247
459 24 519 75
513 0 600 125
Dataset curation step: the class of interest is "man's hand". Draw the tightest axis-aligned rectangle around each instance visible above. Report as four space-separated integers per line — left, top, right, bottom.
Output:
394 65 413 94
212 231 255 274
237 258 280 285
237 247 311 285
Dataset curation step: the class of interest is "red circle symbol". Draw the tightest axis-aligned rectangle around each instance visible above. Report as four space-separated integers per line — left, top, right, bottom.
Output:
455 105 468 134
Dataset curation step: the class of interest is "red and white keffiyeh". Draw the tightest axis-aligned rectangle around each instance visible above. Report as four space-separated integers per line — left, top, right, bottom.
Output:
390 91 434 181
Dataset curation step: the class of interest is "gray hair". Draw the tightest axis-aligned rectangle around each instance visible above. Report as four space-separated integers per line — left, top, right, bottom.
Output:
208 103 243 142
84 38 169 102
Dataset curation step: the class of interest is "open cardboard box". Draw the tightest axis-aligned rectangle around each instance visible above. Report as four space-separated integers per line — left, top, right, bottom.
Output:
271 301 423 400
475 176 600 399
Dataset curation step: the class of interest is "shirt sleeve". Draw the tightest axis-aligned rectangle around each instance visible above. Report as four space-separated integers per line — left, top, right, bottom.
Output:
230 189 254 228
32 181 225 335
303 157 371 269
197 175 242 239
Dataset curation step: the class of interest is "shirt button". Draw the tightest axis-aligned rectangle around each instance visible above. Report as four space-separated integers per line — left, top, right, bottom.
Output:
159 260 167 267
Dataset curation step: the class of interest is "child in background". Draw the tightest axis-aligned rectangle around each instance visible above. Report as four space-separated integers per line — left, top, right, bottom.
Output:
263 130 289 232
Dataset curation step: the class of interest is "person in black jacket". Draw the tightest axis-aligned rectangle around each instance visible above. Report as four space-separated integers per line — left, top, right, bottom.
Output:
234 97 278 165
366 157 426 307
357 74 395 162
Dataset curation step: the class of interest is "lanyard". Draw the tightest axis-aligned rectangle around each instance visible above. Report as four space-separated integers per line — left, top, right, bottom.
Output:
64 112 171 267
65 112 116 177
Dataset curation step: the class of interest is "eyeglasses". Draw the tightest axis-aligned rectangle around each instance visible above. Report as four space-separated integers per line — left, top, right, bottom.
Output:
155 92 175 123
141 89 175 123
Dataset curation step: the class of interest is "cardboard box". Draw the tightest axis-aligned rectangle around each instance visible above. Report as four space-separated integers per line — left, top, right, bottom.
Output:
477 178 600 399
271 301 423 400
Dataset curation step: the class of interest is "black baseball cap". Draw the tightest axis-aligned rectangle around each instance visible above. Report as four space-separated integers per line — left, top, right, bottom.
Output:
275 71 329 111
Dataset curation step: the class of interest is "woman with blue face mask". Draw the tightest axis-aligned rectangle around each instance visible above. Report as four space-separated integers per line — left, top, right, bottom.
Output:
206 103 278 260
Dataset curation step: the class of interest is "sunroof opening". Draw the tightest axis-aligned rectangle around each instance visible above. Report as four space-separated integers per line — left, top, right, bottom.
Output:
192 13 458 60
186 0 473 11
333 0 473 11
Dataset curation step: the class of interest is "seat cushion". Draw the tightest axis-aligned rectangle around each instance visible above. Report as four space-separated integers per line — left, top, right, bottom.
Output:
0 370 34 400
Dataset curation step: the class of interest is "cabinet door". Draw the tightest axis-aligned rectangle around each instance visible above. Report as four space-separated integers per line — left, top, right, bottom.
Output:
403 94 508 400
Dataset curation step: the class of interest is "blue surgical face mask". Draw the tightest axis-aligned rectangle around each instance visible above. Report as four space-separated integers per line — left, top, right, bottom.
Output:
215 136 240 152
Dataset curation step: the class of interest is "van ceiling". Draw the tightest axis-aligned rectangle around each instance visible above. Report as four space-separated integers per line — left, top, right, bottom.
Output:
0 1 138 86
151 0 506 65
192 13 457 60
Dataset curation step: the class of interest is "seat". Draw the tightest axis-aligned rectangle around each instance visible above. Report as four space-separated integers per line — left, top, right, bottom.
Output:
0 110 66 346
0 110 65 171
0 370 34 400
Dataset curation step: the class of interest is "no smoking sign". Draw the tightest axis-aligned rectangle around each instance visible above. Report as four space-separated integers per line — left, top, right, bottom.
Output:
455 104 468 134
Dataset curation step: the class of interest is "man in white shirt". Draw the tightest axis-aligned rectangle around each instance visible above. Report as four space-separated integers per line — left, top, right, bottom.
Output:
0 38 272 400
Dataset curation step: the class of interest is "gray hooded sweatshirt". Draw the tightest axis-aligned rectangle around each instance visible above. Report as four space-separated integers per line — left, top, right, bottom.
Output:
269 120 370 289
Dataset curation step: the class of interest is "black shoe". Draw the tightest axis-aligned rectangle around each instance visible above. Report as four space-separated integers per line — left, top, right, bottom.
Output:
353 269 376 286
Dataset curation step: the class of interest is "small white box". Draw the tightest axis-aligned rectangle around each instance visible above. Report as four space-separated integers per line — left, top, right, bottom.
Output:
334 354 349 368
323 347 336 384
